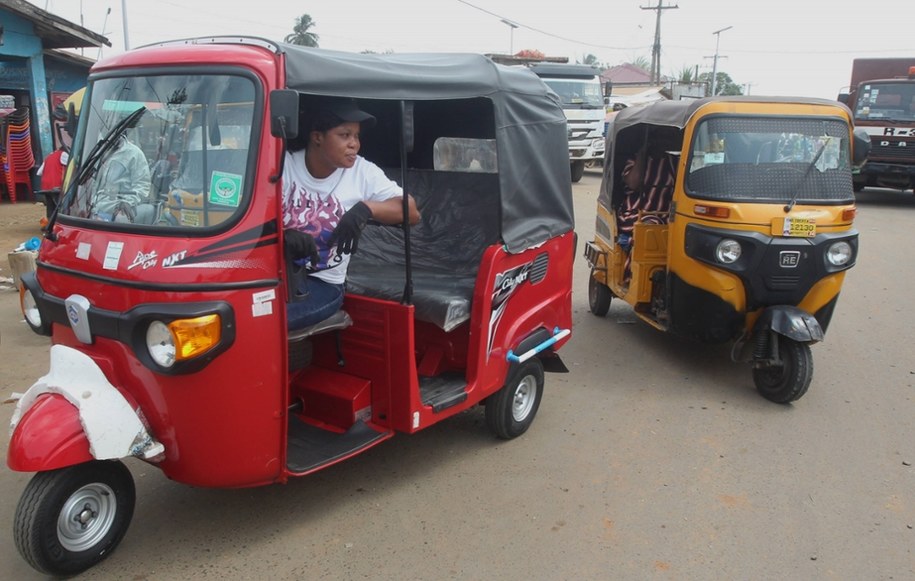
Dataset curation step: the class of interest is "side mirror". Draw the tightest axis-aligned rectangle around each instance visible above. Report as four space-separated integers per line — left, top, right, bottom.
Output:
604 81 613 97
852 127 871 166
837 93 850 105
269 90 299 139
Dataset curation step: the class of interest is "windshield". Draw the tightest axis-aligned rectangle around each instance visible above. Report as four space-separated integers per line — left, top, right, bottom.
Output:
852 81 915 122
541 78 604 109
63 73 257 229
685 116 853 204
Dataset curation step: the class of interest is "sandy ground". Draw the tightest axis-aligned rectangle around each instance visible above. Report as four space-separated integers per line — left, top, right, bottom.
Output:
0 180 914 579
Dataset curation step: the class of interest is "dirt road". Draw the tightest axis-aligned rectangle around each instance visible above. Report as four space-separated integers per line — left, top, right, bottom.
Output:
0 181 913 579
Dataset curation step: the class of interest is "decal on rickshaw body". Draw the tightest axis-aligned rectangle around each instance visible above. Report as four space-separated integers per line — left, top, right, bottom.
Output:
162 250 188 267
127 250 158 270
252 289 276 317
103 241 124 270
76 242 91 260
487 261 534 356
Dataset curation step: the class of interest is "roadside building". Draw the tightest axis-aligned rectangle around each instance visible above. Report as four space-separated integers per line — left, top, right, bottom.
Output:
1 0 109 195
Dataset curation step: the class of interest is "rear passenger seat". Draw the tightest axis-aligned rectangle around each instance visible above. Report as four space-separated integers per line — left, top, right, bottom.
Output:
345 169 501 332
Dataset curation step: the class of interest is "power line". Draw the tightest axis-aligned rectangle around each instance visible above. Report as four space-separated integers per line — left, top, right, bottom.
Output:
454 0 645 51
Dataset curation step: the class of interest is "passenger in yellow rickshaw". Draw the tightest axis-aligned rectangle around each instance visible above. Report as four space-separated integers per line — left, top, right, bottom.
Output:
616 134 678 284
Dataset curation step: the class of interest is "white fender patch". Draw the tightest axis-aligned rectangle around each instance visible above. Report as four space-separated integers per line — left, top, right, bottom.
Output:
10 345 165 460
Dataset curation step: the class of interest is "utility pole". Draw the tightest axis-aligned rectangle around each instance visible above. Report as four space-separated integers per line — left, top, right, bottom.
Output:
500 19 519 55
121 0 130 51
641 1 678 85
709 26 732 96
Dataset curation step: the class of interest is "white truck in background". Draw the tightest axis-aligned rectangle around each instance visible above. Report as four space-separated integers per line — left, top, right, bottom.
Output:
486 54 606 182
527 63 606 182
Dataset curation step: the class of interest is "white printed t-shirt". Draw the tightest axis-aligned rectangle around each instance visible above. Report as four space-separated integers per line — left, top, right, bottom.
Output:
282 150 402 284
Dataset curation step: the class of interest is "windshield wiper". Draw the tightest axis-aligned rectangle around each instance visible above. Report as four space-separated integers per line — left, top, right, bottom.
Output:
44 106 147 241
783 138 830 213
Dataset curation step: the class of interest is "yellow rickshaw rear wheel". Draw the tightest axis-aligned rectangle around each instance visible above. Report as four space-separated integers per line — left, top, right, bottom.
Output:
588 270 612 317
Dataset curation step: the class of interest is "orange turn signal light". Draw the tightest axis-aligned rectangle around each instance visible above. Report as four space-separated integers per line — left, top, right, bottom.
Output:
693 204 730 219
841 207 857 222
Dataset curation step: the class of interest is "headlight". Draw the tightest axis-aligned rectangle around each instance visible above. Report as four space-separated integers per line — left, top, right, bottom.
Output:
146 315 222 369
146 321 177 368
715 239 742 264
20 287 42 328
826 241 853 266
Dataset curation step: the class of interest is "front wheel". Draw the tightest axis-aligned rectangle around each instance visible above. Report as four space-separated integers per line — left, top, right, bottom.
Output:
486 358 544 440
14 460 136 576
570 161 585 183
752 337 813 404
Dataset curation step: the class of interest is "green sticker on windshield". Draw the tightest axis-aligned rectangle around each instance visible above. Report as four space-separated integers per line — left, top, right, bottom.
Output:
208 171 242 207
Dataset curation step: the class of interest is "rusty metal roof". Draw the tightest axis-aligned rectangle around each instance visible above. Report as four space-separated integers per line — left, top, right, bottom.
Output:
1 0 110 49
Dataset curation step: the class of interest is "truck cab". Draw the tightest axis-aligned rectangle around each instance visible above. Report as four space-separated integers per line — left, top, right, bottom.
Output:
528 63 605 182
838 58 915 191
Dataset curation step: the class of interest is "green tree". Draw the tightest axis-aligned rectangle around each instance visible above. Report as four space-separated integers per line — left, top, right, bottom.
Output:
285 14 319 47
580 53 600 67
675 65 697 83
698 71 743 96
630 55 651 72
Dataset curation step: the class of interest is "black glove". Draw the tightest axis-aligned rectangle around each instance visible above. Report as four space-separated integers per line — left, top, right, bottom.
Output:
329 201 372 255
284 228 320 266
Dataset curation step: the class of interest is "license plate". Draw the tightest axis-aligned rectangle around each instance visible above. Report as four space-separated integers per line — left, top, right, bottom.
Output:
781 217 816 238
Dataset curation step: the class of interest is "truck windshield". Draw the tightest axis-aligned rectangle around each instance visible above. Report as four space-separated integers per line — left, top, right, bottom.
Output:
62 73 257 230
685 116 854 204
852 81 915 122
541 78 604 109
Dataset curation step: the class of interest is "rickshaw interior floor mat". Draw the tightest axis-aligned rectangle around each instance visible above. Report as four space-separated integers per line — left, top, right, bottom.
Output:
419 372 469 412
286 417 389 473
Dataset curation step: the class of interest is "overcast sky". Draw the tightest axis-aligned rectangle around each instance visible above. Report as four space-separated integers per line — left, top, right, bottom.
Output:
37 0 915 99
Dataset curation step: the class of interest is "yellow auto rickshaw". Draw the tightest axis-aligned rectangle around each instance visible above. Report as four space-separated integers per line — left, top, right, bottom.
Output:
584 96 870 403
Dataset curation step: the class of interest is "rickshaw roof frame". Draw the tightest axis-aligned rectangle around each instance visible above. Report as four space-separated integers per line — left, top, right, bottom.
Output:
117 36 575 253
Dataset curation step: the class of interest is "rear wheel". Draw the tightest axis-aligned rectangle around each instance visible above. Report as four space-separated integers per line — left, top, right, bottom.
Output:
486 358 544 440
14 461 135 576
588 270 612 317
752 337 813 404
570 161 585 183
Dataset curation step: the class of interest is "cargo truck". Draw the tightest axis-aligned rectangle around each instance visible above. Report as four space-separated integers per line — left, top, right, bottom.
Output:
527 63 606 182
487 55 606 183
838 58 915 192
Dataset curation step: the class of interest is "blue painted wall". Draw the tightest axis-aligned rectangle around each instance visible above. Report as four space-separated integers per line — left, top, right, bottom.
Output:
1 8 92 167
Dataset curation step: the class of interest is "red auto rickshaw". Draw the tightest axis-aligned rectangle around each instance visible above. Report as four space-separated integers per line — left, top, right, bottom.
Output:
9 37 575 575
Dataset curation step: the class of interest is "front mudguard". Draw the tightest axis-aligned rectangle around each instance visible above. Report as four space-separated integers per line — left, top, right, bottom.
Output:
7 393 93 471
8 345 164 473
744 305 823 365
753 305 824 343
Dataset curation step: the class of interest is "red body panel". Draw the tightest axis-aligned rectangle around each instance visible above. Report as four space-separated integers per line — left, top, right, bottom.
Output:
16 41 574 489
29 43 291 488
7 394 93 472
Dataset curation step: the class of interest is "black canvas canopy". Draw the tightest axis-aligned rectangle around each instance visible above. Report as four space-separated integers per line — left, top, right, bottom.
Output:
281 44 574 253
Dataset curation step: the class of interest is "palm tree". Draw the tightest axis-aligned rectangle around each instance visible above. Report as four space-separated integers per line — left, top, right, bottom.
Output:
631 55 651 72
676 65 696 84
285 14 319 47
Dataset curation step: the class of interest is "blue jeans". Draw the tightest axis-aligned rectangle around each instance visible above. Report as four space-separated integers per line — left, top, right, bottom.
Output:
287 276 345 331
